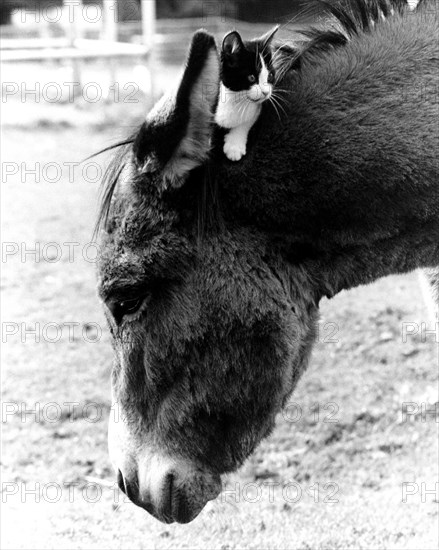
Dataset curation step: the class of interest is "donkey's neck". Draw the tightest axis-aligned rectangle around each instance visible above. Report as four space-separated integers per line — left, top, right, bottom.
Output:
214 10 439 299
308 222 439 300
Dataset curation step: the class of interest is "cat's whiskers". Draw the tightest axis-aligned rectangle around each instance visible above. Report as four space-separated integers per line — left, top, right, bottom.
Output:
271 89 290 106
269 94 288 120
270 98 284 121
268 97 282 122
274 87 293 95
271 91 290 109
274 92 292 104
272 92 288 111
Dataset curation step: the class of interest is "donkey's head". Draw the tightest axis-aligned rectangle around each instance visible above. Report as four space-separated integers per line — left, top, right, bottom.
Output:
97 31 319 523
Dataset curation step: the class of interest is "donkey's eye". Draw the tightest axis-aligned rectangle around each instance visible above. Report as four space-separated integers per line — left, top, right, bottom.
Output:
107 296 149 324
248 74 256 83
119 298 143 315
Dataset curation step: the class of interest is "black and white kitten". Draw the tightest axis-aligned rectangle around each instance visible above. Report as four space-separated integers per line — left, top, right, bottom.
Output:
215 26 279 161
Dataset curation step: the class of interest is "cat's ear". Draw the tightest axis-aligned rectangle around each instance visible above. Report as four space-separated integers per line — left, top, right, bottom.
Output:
260 25 280 49
222 31 244 55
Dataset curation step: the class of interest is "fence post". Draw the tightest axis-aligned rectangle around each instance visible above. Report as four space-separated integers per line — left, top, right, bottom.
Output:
141 0 156 50
102 0 118 42
64 0 83 98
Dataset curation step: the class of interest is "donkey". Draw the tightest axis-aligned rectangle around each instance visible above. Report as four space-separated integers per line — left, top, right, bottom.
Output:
96 0 438 524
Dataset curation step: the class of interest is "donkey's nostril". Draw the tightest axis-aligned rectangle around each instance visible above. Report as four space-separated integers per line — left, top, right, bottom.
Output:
117 470 139 503
160 471 175 520
159 471 193 523
172 489 192 523
133 455 222 523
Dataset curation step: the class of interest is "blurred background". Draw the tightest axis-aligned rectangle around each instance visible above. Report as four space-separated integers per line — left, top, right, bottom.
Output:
1 1 437 549
1 0 315 127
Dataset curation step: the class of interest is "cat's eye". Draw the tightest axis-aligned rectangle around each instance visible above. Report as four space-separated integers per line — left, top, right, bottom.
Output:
248 74 256 83
268 71 274 83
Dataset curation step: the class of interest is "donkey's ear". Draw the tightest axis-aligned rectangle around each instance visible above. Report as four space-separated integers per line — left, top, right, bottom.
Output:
137 30 219 189
260 25 279 48
222 31 243 55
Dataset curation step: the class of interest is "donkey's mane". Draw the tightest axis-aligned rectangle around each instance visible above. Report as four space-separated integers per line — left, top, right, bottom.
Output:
94 0 424 237
92 139 135 238
274 0 423 79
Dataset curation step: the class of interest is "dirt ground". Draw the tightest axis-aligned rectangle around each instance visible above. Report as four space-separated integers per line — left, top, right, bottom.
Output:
1 116 438 548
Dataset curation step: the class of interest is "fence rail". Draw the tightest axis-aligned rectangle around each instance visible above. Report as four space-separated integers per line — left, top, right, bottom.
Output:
1 38 149 62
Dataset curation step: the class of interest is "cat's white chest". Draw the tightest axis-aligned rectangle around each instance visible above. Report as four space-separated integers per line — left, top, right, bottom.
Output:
215 84 261 129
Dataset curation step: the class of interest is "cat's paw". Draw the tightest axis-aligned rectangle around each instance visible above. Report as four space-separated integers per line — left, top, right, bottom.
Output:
223 137 246 161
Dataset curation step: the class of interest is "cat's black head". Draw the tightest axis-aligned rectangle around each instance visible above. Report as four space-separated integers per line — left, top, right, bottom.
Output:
220 27 279 92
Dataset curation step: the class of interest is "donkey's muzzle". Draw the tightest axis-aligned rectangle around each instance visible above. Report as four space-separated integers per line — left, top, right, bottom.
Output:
119 454 221 524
